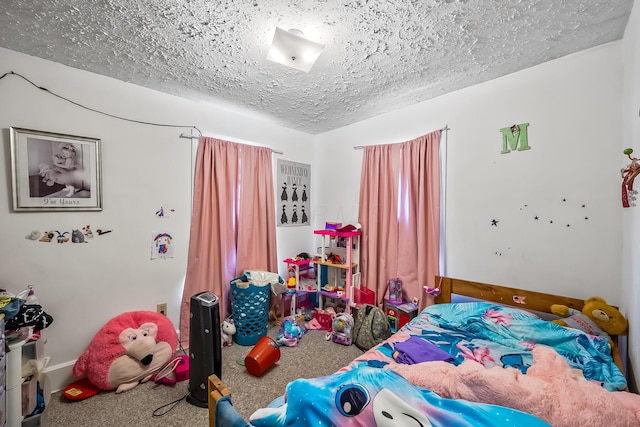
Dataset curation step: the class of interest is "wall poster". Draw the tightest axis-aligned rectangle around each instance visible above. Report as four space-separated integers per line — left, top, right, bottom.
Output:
277 160 310 227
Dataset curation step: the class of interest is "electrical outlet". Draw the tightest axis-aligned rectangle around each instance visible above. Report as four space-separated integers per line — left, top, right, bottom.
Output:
157 303 167 316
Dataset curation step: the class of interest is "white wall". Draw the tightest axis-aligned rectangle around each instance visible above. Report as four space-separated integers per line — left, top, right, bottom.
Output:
0 47 314 390
622 0 640 391
316 40 628 360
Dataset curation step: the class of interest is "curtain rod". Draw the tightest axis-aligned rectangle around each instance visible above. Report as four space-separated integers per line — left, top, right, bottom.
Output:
179 133 284 155
352 125 450 150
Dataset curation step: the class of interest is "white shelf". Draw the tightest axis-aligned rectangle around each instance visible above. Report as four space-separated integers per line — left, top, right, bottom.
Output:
6 328 49 427
1 317 6 427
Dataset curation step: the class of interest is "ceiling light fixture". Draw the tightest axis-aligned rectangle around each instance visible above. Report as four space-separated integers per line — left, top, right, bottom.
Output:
266 27 325 73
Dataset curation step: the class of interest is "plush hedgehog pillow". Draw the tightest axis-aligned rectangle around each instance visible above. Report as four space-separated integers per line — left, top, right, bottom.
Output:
72 311 177 393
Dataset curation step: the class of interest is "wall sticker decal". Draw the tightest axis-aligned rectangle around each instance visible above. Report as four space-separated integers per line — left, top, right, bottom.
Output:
500 123 530 154
621 148 639 208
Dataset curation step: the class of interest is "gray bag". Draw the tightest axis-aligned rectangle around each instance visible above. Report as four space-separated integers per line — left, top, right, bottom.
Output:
352 304 392 351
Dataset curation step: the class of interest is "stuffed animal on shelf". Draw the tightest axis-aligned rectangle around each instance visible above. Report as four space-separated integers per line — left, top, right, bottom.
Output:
550 297 628 339
72 311 177 393
221 318 236 347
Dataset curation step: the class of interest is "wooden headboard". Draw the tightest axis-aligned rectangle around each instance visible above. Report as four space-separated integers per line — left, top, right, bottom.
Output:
433 276 588 314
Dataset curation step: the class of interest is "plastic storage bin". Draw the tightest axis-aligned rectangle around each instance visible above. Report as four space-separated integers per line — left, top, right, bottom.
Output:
354 287 375 306
230 275 272 346
244 336 281 376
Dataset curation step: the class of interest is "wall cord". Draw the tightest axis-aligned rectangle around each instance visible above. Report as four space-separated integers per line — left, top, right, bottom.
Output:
151 342 190 417
0 71 201 136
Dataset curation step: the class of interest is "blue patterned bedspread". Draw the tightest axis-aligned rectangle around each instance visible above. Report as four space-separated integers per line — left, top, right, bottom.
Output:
350 301 626 391
249 365 550 426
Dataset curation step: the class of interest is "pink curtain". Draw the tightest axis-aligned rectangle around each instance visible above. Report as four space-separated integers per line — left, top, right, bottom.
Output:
358 130 441 311
179 137 277 348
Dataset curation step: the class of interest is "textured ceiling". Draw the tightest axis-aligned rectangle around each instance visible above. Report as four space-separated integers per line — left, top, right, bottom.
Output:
0 0 634 135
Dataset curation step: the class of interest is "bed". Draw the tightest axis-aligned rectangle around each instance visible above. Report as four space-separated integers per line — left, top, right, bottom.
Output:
207 276 638 427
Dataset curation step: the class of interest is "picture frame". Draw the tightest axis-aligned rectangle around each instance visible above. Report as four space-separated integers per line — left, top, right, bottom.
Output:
10 127 102 212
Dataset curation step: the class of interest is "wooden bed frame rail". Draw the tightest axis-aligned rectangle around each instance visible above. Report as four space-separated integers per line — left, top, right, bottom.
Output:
433 276 587 314
208 374 231 427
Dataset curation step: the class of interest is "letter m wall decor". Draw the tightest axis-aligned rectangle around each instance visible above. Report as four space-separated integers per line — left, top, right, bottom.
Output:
500 123 531 154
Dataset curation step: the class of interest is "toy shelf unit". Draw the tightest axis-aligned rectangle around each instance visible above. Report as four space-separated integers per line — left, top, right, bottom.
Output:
313 229 361 313
283 257 316 293
282 257 317 317
6 327 51 427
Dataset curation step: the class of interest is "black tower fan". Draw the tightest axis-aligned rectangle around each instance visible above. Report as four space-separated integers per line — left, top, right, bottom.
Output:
186 291 222 407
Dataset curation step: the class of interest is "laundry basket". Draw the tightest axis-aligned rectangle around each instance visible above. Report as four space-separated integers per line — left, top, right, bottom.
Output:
230 271 283 346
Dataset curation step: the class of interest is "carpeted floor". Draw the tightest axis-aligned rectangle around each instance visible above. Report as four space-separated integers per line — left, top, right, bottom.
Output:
45 325 364 426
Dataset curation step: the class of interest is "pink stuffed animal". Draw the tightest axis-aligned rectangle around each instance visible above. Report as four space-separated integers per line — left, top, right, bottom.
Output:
72 311 177 393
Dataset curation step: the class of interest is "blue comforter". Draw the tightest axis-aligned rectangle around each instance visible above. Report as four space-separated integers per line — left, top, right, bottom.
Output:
392 302 626 391
249 365 550 427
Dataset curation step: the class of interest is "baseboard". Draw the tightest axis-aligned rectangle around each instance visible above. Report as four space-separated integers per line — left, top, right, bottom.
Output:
43 359 76 393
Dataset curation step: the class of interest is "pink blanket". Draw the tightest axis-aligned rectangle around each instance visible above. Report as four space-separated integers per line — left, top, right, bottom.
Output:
389 346 640 426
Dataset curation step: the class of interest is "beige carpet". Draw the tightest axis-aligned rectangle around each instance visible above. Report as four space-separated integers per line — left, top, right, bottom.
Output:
45 325 364 426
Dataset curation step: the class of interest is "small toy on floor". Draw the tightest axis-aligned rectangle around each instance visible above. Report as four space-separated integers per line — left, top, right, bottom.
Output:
152 354 190 386
63 378 101 401
331 313 354 346
221 318 236 347
276 316 306 347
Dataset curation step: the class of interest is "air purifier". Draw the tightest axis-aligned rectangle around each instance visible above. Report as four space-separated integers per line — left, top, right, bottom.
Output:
186 291 221 407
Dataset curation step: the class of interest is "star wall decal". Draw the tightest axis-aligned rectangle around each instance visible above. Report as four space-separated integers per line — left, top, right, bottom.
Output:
490 199 592 253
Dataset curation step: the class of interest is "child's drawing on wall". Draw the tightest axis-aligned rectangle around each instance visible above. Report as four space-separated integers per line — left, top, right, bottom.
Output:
151 231 175 259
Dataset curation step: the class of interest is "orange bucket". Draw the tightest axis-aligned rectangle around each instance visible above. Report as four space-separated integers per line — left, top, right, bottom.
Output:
244 336 281 377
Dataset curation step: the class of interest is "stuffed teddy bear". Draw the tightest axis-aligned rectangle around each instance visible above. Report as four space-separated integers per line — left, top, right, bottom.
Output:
221 318 236 347
550 297 628 339
72 311 177 393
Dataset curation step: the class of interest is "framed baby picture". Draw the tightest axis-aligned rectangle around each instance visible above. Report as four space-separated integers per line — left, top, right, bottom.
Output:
10 127 103 212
